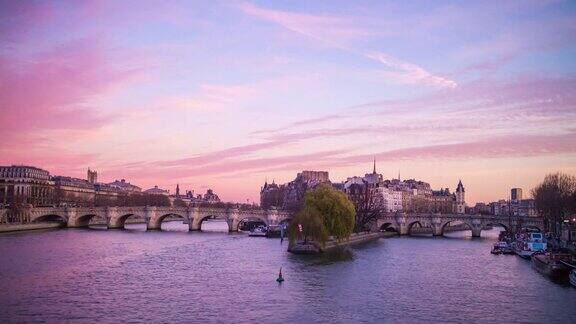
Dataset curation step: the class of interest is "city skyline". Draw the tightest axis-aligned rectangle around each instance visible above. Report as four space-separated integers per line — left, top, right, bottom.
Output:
2 1 576 204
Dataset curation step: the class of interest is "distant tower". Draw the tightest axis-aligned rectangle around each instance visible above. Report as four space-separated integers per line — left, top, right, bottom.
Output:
176 184 180 197
455 180 465 214
511 188 522 202
373 157 377 174
87 168 97 184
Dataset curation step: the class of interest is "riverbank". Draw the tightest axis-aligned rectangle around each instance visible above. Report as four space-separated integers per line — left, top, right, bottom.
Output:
0 217 179 233
289 231 396 254
0 222 65 233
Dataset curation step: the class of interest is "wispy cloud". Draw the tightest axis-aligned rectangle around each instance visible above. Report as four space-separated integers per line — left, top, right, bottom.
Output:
252 114 344 135
352 76 576 119
238 2 457 88
106 149 350 181
338 132 576 165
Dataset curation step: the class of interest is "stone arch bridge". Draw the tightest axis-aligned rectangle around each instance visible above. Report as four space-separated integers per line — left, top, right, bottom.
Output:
375 213 544 237
24 206 291 232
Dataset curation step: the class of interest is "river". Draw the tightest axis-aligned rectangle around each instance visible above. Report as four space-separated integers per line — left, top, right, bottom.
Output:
0 222 575 323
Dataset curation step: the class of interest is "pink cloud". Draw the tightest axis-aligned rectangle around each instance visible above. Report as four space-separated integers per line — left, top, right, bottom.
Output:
353 76 576 118
151 141 290 168
0 34 150 178
339 132 576 165
252 114 344 135
103 149 349 183
238 2 457 88
0 38 141 132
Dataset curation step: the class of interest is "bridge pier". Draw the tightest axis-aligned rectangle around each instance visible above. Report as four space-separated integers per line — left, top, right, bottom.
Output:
188 207 201 231
398 224 409 235
472 228 481 237
66 208 86 228
432 216 443 236
145 207 160 231
432 227 444 236
228 208 240 232
106 207 123 229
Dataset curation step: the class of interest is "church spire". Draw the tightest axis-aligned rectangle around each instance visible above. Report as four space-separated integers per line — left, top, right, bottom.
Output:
176 183 180 196
373 157 376 174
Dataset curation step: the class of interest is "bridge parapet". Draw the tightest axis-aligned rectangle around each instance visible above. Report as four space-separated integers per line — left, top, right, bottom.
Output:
16 205 297 232
376 213 544 237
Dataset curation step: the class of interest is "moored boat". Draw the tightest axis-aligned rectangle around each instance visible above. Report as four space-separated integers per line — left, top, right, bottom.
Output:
532 253 572 283
249 225 267 237
515 232 547 259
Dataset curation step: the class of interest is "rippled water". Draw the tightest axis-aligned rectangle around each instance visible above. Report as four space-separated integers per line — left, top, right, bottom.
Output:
0 222 575 323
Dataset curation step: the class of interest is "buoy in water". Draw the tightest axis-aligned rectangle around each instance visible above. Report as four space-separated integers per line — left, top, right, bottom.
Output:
276 267 284 283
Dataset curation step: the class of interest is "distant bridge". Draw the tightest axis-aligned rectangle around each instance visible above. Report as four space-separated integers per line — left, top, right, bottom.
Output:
375 213 544 237
2 206 292 232
0 207 544 237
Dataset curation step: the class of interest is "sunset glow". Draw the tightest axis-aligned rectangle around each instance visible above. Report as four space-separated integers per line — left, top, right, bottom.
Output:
2 0 575 203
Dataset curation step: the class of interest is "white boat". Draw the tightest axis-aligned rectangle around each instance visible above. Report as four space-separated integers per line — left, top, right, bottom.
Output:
515 232 547 259
249 225 267 237
570 270 576 288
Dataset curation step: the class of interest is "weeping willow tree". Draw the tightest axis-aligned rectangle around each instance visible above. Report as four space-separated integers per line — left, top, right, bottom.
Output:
288 184 356 247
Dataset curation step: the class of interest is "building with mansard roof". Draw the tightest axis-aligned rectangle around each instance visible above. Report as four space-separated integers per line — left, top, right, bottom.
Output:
144 185 169 195
0 165 53 207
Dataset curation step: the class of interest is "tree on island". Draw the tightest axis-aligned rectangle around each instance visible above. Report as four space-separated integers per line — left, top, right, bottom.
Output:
288 184 356 247
532 172 576 235
347 183 385 232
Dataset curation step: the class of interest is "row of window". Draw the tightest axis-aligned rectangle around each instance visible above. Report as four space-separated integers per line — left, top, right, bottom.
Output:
0 168 51 180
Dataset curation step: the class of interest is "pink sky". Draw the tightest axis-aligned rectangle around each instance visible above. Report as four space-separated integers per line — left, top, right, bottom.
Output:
1 1 575 204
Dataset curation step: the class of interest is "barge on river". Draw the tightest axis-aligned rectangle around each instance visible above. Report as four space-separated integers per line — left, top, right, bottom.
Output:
532 253 572 283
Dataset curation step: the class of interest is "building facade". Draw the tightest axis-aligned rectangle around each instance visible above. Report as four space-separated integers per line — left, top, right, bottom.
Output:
260 180 285 209
259 171 331 211
431 188 454 213
0 165 54 206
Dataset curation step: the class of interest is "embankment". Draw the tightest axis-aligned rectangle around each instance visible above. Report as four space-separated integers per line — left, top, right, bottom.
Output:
0 222 65 233
289 231 395 254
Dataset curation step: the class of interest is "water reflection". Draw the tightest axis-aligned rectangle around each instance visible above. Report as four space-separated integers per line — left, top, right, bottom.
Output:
201 219 229 232
0 226 574 323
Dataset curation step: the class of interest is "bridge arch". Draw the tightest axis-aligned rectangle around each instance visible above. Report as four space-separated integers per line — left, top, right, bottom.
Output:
108 213 146 229
237 216 268 232
440 220 474 236
193 213 230 231
407 221 429 235
482 221 509 232
379 222 398 232
70 213 106 228
148 212 189 231
235 214 268 232
32 214 67 223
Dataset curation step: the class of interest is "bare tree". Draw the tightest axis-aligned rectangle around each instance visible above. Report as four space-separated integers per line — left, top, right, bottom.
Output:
347 184 385 232
532 172 576 235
